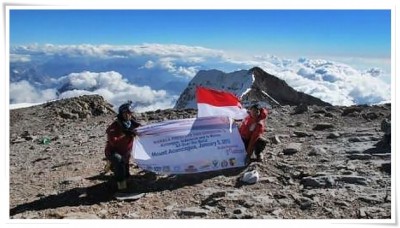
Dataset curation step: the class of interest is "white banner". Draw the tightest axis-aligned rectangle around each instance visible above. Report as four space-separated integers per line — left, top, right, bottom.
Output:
132 116 246 174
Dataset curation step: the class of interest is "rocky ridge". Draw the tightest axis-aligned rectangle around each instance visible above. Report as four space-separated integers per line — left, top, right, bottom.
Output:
175 67 331 109
245 67 331 107
9 95 391 219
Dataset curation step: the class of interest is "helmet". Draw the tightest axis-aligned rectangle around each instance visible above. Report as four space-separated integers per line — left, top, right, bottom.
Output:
118 101 134 114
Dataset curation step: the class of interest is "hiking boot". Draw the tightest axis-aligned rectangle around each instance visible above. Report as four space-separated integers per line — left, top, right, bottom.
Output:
125 170 131 178
117 180 127 191
125 164 132 178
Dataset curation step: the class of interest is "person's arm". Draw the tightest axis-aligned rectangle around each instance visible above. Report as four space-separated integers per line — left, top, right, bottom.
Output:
107 123 130 146
123 119 141 137
239 117 249 138
246 123 263 155
246 108 268 155
107 124 135 163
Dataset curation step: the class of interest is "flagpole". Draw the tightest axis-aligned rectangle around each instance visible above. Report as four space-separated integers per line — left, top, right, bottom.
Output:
259 89 282 107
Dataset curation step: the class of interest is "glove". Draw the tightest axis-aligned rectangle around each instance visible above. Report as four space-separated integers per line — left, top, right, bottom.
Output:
124 129 137 137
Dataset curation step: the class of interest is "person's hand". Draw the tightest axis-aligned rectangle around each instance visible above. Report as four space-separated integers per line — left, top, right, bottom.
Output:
125 129 138 137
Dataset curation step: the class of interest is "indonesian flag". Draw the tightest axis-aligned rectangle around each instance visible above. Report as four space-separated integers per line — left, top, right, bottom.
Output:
196 86 248 120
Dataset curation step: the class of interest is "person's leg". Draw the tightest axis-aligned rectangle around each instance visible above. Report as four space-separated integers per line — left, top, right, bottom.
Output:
242 138 251 164
254 137 267 161
110 153 127 190
125 163 131 178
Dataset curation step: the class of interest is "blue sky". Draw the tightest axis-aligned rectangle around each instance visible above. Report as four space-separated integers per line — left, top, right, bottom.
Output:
8 8 393 106
10 10 390 59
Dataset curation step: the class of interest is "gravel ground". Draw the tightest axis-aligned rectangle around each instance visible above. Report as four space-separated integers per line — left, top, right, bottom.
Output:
9 96 392 220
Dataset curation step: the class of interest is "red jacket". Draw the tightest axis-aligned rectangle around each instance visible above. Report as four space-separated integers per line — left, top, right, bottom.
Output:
239 108 268 155
104 120 138 164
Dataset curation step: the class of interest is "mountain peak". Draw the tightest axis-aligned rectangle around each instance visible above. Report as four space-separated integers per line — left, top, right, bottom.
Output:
174 68 254 109
174 67 331 109
248 67 332 107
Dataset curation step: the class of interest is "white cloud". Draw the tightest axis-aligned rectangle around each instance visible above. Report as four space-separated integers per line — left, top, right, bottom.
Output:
11 43 224 59
10 43 391 108
57 71 128 92
288 58 389 105
176 66 199 78
10 54 31 62
8 71 177 113
56 71 175 112
11 43 225 79
142 60 155 69
58 89 96 99
230 56 390 106
156 57 199 78
347 73 391 104
159 57 176 72
9 80 57 103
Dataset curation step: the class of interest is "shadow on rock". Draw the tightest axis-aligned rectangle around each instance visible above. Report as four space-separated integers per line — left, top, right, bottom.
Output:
364 140 391 154
10 167 246 217
127 166 246 193
10 181 115 217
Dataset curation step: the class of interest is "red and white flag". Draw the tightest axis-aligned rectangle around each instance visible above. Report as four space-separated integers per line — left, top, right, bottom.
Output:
196 86 248 120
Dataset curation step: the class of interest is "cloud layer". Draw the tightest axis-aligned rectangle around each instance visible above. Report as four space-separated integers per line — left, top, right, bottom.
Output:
10 71 177 112
9 43 391 111
283 58 390 106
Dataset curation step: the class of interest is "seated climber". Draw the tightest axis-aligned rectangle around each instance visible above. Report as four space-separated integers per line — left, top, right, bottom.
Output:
104 101 141 192
239 104 268 163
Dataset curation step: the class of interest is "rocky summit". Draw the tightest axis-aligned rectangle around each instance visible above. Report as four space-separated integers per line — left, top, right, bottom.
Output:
9 95 391 219
175 67 331 110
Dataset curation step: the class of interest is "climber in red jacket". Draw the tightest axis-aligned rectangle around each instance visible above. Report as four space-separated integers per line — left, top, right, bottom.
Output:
105 101 141 192
239 104 268 163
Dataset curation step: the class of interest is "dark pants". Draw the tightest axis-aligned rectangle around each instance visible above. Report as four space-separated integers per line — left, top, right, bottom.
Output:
109 153 130 182
384 134 391 146
243 137 267 156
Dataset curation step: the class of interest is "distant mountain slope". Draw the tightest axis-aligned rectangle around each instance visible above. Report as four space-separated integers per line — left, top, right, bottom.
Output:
174 67 331 109
174 69 254 109
247 67 332 107
10 57 188 96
